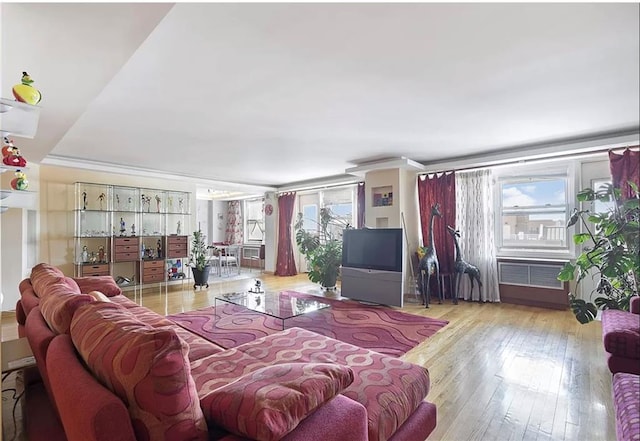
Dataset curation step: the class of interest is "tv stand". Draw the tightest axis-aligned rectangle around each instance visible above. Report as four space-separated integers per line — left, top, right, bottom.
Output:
340 267 404 307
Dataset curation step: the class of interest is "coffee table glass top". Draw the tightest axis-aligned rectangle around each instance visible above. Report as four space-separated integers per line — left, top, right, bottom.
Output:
216 291 330 320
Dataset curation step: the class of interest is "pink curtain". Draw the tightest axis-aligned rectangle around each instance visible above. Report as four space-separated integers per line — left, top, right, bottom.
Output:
357 182 365 229
225 201 243 244
275 192 298 276
609 147 640 200
417 172 456 278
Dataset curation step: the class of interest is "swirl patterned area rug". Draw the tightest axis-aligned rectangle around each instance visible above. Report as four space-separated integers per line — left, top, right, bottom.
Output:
168 291 448 356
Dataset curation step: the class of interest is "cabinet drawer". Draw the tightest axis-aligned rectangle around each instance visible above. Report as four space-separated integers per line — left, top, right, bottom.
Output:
167 235 188 245
115 252 138 262
167 243 188 251
142 259 164 269
114 237 140 246
80 264 110 276
167 250 187 258
115 244 138 253
142 273 165 283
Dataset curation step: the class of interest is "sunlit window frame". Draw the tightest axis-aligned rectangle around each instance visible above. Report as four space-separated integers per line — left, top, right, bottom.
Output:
494 162 576 259
244 197 265 244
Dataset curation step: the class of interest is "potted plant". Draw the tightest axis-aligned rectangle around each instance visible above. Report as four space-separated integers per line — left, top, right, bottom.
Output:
190 228 211 289
558 182 639 323
294 207 349 290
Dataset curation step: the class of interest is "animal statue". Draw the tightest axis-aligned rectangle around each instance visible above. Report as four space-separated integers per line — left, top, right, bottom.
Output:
447 225 483 302
417 204 442 308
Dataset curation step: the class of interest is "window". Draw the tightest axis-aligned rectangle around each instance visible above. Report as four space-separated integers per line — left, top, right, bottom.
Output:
498 170 571 253
592 179 614 214
322 188 354 239
244 198 264 243
301 204 318 232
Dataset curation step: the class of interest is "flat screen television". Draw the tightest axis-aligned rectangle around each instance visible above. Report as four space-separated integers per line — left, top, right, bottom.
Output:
341 228 403 273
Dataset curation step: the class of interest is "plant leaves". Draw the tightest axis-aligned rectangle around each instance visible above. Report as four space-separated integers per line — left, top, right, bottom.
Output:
573 233 591 244
569 295 598 324
557 262 575 281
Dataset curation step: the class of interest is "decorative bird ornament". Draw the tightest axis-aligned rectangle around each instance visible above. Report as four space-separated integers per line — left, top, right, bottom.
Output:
12 72 42 105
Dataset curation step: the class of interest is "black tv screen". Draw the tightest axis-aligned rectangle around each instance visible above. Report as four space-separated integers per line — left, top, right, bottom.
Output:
342 228 403 272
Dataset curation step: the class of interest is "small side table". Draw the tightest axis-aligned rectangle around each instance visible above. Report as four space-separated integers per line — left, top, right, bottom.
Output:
2 337 36 424
2 337 35 375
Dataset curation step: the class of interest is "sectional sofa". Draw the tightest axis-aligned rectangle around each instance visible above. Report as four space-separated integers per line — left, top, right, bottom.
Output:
15 263 438 441
601 296 640 441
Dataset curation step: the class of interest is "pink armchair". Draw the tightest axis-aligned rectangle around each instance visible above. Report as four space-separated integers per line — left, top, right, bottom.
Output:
602 296 640 374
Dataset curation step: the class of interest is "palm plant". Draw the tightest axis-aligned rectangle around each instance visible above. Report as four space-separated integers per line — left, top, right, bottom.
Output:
558 182 639 323
294 207 350 289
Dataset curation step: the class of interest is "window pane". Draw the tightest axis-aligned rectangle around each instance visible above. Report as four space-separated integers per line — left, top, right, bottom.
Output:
502 179 566 208
245 199 264 242
500 176 568 249
302 204 318 232
592 179 614 214
502 211 567 248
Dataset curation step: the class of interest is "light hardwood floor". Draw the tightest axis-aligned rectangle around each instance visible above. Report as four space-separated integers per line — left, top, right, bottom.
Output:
1 272 615 441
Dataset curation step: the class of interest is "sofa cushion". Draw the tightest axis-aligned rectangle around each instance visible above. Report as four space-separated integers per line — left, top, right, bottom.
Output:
34 276 81 300
603 309 640 360
612 372 640 441
191 327 431 441
200 363 354 441
86 290 111 302
73 276 122 297
40 292 95 334
30 263 65 295
70 302 208 441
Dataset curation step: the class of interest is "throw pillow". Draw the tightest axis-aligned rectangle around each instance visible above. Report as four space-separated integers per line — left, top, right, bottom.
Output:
200 363 354 441
70 302 208 441
29 263 65 295
73 275 122 297
86 290 111 302
40 292 94 334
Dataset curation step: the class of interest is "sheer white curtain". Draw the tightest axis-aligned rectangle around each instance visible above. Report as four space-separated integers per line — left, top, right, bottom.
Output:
454 169 500 302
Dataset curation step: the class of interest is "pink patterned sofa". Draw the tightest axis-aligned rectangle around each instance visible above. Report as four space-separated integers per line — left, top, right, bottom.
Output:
17 263 437 441
612 372 640 441
601 296 640 375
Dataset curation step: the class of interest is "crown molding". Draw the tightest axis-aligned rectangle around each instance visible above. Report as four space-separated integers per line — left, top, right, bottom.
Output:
345 157 425 177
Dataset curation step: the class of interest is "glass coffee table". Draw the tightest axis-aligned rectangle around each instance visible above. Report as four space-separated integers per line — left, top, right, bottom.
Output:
215 291 330 330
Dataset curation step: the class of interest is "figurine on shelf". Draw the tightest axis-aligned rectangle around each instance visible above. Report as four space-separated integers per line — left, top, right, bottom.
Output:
155 195 161 213
98 246 105 263
98 192 106 210
176 220 181 235
10 169 28 190
2 138 27 167
12 72 42 105
90 252 97 263
119 217 126 236
131 223 136 236
127 196 132 209
178 198 184 212
82 191 87 210
157 239 162 258
82 245 89 263
115 194 120 210
167 196 174 212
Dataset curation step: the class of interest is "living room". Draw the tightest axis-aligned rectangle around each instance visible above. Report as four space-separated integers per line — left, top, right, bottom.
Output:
1 3 639 441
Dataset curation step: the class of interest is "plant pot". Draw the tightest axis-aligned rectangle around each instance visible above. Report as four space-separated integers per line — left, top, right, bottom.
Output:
320 268 339 290
191 265 211 289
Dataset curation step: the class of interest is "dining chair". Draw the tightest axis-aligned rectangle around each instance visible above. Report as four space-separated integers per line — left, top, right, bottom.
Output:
220 244 241 276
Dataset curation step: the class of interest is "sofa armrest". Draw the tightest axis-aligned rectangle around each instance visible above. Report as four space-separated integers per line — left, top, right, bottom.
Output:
630 296 640 315
47 334 136 441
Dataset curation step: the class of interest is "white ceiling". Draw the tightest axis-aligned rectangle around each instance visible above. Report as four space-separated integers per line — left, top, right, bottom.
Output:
2 3 639 191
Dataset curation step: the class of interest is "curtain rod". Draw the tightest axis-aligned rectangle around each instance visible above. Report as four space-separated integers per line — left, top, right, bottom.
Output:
419 143 639 176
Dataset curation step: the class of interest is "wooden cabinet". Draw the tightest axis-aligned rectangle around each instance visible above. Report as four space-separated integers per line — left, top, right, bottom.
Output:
114 237 140 262
166 235 188 258
137 259 165 283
